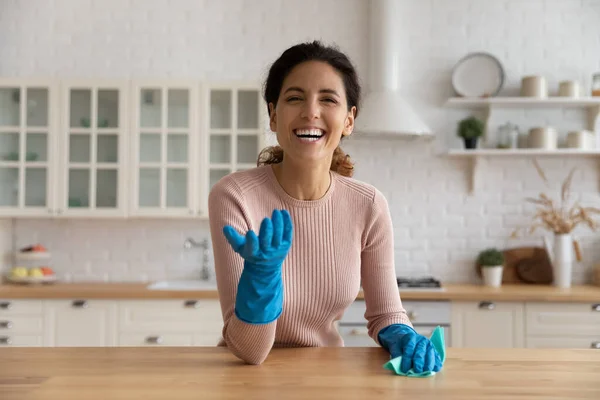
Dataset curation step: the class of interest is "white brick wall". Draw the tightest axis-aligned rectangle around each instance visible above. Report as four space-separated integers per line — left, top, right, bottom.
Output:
2 0 600 284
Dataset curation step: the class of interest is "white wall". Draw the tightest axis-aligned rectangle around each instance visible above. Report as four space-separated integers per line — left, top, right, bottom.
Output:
0 219 12 276
2 0 600 284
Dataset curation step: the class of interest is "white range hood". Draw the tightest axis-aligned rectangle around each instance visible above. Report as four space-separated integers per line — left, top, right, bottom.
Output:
354 0 432 138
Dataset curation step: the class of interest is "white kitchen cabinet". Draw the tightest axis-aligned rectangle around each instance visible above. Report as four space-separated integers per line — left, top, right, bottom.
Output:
0 79 59 217
525 302 600 349
451 301 525 348
118 299 223 347
201 83 266 216
44 299 118 347
129 81 199 217
58 81 129 217
0 299 45 346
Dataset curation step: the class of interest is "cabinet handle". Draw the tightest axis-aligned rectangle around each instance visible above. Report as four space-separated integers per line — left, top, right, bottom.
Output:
591 341 600 349
0 321 12 329
0 302 11 310
479 301 495 310
146 336 163 344
184 300 199 308
0 336 11 345
592 304 600 312
407 311 418 320
72 300 89 308
349 328 369 336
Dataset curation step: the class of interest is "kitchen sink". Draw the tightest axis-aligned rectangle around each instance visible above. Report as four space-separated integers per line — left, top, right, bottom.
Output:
146 280 218 291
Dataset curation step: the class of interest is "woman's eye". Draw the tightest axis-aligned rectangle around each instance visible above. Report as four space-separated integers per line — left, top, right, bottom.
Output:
286 96 301 102
322 98 337 104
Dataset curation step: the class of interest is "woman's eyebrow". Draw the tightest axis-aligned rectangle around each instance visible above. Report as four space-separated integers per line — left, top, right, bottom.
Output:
283 87 340 97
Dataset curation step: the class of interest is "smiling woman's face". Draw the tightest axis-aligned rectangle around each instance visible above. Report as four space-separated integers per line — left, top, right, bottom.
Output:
269 60 356 166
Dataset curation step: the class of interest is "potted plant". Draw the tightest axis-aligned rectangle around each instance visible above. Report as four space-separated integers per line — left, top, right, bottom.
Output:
477 248 505 287
457 116 485 149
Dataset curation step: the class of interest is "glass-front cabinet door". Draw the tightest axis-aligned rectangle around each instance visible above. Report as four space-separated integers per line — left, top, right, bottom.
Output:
60 82 127 216
0 80 57 216
202 85 264 216
131 81 198 217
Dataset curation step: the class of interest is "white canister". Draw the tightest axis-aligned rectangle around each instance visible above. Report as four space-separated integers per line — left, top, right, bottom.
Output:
528 127 557 149
566 130 594 149
521 76 548 98
558 80 580 97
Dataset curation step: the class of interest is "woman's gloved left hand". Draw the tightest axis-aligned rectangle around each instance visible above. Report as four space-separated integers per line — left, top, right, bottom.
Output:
378 324 443 374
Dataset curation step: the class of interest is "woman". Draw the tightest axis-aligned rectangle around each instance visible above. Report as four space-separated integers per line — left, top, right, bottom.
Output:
208 40 443 373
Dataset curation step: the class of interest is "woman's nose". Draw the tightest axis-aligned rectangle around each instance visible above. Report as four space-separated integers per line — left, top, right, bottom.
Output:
300 99 320 120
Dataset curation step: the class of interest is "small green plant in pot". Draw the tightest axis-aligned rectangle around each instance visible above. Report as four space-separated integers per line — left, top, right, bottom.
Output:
457 116 485 149
477 248 505 287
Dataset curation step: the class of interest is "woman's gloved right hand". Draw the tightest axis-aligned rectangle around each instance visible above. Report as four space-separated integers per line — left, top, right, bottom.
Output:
223 209 293 324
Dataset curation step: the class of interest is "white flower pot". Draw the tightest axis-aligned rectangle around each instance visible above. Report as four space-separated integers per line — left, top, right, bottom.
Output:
482 266 503 287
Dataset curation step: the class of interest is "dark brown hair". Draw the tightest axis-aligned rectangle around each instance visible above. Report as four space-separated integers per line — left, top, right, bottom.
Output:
258 40 361 177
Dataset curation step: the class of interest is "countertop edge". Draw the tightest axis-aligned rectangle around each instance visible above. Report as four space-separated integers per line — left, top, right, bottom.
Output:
0 282 599 302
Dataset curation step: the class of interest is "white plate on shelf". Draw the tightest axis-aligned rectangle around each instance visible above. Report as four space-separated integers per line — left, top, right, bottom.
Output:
14 251 51 261
452 52 505 98
4 274 57 284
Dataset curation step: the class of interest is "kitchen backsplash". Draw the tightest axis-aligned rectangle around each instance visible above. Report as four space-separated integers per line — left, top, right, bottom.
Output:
1 0 600 283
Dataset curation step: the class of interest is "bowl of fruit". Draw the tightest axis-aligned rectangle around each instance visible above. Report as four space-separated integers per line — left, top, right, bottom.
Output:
6 266 56 284
4 244 57 284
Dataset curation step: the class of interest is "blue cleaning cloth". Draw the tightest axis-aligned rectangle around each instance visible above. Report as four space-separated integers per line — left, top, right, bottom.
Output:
383 325 446 377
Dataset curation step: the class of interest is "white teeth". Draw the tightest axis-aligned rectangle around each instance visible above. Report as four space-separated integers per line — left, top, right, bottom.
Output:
295 129 324 137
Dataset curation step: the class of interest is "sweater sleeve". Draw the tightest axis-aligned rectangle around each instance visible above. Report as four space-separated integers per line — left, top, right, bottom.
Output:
360 189 413 345
208 176 277 365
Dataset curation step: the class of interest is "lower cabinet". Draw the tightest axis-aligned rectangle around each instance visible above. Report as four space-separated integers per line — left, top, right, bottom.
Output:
451 301 525 348
0 298 223 347
44 300 118 347
451 300 600 350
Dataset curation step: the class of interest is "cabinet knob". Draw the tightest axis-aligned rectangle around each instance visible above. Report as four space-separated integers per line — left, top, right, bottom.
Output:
592 304 600 312
479 301 495 310
146 336 163 344
72 300 89 308
0 302 12 310
0 321 12 329
591 341 600 349
0 336 11 345
407 311 418 320
349 328 369 336
184 300 199 308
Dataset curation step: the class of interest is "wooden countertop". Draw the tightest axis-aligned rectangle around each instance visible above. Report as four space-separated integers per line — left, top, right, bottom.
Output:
1 346 599 400
1 282 600 302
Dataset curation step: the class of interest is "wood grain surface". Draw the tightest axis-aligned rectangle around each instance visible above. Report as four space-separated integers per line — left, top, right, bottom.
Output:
1 282 599 302
0 346 599 400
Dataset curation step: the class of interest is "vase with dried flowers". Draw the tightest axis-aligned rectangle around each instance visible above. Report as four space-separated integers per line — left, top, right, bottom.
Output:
511 160 600 288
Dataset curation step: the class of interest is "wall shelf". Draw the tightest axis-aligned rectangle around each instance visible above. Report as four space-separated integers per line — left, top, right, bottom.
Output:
443 149 600 195
445 97 600 109
444 97 600 195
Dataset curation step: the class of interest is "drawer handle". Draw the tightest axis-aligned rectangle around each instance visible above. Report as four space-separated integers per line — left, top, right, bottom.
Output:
479 301 495 310
0 336 11 345
146 336 163 344
407 311 418 320
349 329 369 336
592 304 600 312
0 321 12 329
72 300 89 308
0 302 12 310
592 341 600 349
184 300 199 308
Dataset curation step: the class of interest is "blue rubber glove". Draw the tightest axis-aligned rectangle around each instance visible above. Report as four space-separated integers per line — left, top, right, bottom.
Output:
378 324 443 374
223 209 293 324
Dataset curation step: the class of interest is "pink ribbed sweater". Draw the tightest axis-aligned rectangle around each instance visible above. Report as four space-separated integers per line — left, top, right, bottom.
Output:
208 165 411 365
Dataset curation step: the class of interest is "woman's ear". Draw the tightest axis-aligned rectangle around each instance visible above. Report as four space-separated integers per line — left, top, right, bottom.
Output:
269 103 277 132
342 106 356 137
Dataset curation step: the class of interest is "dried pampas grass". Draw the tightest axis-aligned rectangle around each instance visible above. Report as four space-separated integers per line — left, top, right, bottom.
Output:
511 159 600 237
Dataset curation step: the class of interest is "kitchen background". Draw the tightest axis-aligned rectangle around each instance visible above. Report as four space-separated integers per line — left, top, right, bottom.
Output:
1 0 599 284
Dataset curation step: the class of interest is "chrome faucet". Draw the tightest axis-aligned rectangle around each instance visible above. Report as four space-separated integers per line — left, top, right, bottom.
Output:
183 238 211 281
